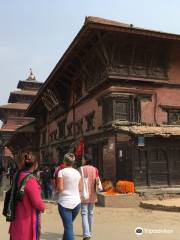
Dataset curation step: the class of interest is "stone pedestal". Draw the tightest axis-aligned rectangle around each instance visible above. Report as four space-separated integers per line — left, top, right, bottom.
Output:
97 193 140 208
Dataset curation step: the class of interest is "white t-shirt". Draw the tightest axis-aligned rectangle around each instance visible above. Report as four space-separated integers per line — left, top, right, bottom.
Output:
58 168 81 209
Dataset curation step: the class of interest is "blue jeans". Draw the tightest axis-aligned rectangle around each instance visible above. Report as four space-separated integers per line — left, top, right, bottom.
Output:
43 183 52 199
81 203 95 238
58 203 81 240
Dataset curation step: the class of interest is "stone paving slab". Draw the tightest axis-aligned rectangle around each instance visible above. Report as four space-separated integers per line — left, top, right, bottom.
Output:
140 198 180 212
1 201 180 239
136 188 180 194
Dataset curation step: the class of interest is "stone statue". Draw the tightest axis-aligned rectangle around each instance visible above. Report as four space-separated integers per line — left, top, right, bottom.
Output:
27 68 36 80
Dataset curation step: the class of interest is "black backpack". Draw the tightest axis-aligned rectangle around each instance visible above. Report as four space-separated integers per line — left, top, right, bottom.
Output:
3 172 34 222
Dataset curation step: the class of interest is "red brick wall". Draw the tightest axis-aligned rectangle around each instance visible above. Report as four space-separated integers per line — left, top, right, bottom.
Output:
155 88 180 124
141 87 180 125
67 98 102 130
39 97 103 163
45 97 102 138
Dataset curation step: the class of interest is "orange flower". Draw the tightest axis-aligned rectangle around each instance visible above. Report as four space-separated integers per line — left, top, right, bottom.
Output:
102 180 114 192
116 180 135 193
104 189 117 195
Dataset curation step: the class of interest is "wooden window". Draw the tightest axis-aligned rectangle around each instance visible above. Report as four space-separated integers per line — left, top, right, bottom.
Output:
85 111 95 131
42 130 47 145
67 123 73 137
134 97 141 123
102 95 140 124
75 119 83 135
58 120 66 139
168 110 180 125
54 130 57 140
114 100 129 121
49 133 53 142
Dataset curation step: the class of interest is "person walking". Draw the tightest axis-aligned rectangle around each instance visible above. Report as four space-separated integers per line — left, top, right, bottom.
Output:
0 165 5 187
52 163 65 200
42 166 52 199
80 154 101 240
57 153 81 240
53 162 65 190
9 151 45 240
9 166 17 185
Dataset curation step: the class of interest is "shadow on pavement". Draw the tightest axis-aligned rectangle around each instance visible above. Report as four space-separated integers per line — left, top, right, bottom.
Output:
41 232 62 240
41 232 82 240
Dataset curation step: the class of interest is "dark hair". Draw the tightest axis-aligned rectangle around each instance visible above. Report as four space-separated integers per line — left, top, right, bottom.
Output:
24 162 34 169
23 152 37 170
83 154 92 165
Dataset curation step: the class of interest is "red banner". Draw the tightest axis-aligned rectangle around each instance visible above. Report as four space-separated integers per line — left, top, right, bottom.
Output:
75 139 84 157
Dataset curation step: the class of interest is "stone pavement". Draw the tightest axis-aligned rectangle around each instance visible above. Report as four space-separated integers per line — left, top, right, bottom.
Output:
140 198 180 212
1 201 180 240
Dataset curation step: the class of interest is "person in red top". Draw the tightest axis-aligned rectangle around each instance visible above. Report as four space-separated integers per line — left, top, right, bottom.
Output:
80 154 101 240
9 152 45 240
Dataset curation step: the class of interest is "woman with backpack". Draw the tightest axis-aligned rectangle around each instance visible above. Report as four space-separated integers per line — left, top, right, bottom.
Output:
8 151 45 240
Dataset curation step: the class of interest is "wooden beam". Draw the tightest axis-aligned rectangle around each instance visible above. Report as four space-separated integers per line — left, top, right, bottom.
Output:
96 31 109 64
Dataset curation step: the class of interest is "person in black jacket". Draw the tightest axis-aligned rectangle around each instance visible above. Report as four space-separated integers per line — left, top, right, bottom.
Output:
0 165 5 186
42 166 52 199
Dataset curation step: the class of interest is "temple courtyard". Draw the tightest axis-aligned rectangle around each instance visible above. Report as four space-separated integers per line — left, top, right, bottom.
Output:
0 201 180 240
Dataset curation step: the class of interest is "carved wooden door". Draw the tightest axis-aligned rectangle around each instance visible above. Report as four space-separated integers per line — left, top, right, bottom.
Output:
116 143 131 180
147 148 169 186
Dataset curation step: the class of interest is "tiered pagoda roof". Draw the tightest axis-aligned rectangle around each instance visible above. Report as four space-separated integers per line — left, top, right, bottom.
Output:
8 90 37 103
0 69 43 150
0 103 29 110
0 69 42 123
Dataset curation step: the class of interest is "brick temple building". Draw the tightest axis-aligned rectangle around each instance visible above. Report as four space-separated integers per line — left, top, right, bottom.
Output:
8 17 180 187
0 70 42 167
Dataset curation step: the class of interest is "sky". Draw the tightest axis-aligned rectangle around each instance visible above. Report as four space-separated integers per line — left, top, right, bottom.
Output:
1 0 180 107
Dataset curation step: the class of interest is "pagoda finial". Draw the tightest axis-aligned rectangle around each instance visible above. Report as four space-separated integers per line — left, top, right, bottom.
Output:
27 68 36 81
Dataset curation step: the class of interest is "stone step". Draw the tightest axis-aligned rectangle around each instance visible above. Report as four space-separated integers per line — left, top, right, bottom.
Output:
136 187 180 200
97 192 140 208
140 198 180 212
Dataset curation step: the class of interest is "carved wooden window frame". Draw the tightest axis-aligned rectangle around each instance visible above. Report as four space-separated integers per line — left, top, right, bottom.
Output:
41 129 47 145
113 99 130 121
67 122 73 137
102 95 141 124
49 133 53 142
167 109 180 125
58 120 66 139
85 111 95 131
54 130 57 140
75 119 83 136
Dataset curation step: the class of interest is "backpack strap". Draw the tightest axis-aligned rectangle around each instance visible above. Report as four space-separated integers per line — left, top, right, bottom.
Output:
81 167 84 178
17 173 37 201
20 173 35 190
